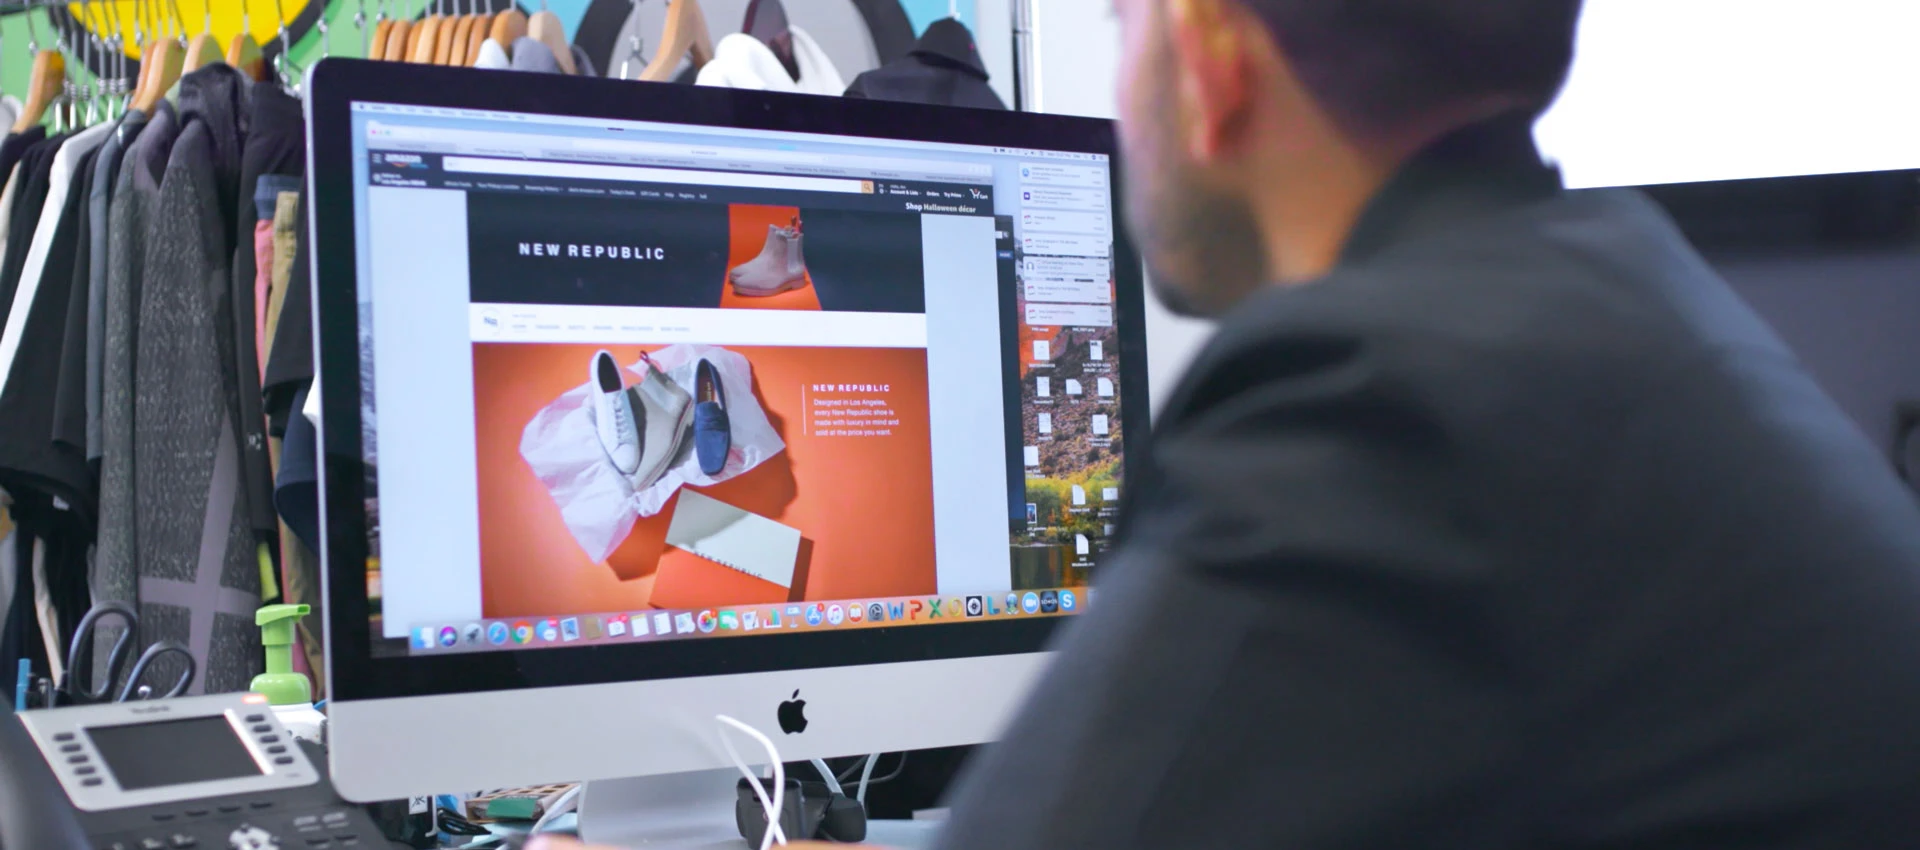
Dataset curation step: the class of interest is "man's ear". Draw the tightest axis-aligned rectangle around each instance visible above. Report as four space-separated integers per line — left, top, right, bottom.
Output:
1168 0 1257 164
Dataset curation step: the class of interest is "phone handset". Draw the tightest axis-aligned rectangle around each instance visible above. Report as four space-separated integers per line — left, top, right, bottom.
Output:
0 703 88 850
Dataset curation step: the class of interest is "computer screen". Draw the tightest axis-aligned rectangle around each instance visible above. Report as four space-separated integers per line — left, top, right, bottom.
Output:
348 103 1124 658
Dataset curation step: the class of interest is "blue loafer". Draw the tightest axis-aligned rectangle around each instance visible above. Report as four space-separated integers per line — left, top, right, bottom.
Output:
694 359 731 475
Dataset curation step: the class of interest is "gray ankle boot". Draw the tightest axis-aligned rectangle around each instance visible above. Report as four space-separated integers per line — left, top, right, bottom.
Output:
729 220 808 297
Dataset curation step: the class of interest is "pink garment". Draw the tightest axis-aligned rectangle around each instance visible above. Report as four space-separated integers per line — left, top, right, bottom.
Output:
254 220 275 379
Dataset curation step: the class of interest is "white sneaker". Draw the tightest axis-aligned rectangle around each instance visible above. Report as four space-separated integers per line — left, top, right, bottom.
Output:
591 350 641 475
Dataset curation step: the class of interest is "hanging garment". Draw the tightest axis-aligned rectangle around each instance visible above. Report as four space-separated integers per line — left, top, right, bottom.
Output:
270 199 320 553
0 135 70 330
786 0 884 81
510 36 563 73
0 126 47 204
276 382 320 556
0 529 45 700
0 527 36 701
264 190 301 372
0 166 23 317
0 120 113 392
603 0 895 83
0 97 20 138
51 139 102 464
96 100 179 657
133 65 262 695
84 110 147 466
252 177 298 373
0 128 49 349
571 45 598 78
696 26 845 95
844 17 1007 110
474 38 511 70
0 135 103 682
230 86 306 569
262 195 311 439
28 530 90 686
0 509 15 677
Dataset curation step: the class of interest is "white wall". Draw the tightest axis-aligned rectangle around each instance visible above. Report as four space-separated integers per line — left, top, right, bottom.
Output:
1018 0 1920 413
1022 0 1215 417
1536 0 1920 189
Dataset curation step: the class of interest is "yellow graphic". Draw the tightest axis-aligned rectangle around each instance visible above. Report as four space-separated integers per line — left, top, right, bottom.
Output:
62 0 314 58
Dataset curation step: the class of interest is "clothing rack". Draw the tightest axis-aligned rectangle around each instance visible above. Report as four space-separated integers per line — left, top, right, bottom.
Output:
0 40 321 705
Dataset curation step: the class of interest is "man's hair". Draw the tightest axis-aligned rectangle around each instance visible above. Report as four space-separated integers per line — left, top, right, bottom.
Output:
1240 0 1585 139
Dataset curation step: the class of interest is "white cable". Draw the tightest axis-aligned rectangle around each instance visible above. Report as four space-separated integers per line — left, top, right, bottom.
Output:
810 758 845 797
717 714 788 850
856 752 881 804
526 784 582 838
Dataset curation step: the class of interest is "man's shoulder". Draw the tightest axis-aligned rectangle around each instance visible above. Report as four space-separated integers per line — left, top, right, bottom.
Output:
1180 188 1775 425
1150 186 1857 555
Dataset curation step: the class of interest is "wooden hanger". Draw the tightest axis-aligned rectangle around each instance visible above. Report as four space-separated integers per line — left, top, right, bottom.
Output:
409 14 443 63
183 31 226 73
382 18 413 63
131 39 183 115
369 18 395 59
447 13 477 65
433 12 462 63
11 50 63 133
527 5 574 73
227 32 267 80
125 41 156 110
463 13 490 64
639 0 712 82
488 5 527 53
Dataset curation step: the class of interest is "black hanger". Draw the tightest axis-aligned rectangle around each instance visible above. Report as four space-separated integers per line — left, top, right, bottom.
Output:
742 0 800 83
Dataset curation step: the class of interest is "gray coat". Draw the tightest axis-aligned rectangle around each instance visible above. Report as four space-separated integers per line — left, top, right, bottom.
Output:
131 65 263 695
94 100 175 623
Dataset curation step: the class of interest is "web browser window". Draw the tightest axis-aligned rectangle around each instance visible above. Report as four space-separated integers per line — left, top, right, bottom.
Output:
346 104 1123 655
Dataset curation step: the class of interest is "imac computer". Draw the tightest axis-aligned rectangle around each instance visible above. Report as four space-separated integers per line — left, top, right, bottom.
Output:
304 60 1146 839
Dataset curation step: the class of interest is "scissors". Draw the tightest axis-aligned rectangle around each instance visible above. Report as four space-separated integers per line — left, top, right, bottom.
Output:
58 602 197 704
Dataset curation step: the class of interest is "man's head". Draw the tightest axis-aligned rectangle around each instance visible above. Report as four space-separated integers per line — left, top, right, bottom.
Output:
1114 0 1584 315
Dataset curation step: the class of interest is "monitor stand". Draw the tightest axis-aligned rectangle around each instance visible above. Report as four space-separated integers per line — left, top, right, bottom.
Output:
576 770 743 848
573 770 946 849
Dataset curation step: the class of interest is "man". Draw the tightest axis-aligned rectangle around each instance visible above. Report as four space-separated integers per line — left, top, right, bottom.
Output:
541 0 1920 847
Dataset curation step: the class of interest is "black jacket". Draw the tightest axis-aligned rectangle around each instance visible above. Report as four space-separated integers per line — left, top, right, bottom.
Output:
844 18 1004 110
937 116 1920 849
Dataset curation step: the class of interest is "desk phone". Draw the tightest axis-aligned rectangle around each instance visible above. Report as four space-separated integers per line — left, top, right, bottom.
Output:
2 692 382 849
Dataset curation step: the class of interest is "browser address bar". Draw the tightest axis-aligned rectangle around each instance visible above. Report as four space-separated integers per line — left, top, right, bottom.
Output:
441 156 873 194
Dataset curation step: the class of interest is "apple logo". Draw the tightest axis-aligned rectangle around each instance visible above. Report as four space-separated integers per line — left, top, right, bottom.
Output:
777 690 808 734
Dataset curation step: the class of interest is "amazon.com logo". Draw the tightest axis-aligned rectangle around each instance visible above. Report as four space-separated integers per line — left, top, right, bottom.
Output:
518 242 668 261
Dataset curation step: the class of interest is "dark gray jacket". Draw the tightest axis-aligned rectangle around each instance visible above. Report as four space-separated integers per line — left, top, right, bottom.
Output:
95 101 176 624
130 65 263 695
938 116 1920 850
84 109 147 463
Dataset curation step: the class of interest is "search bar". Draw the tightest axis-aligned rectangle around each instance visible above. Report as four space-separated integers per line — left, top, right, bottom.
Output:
567 137 832 165
370 122 995 182
441 156 873 194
